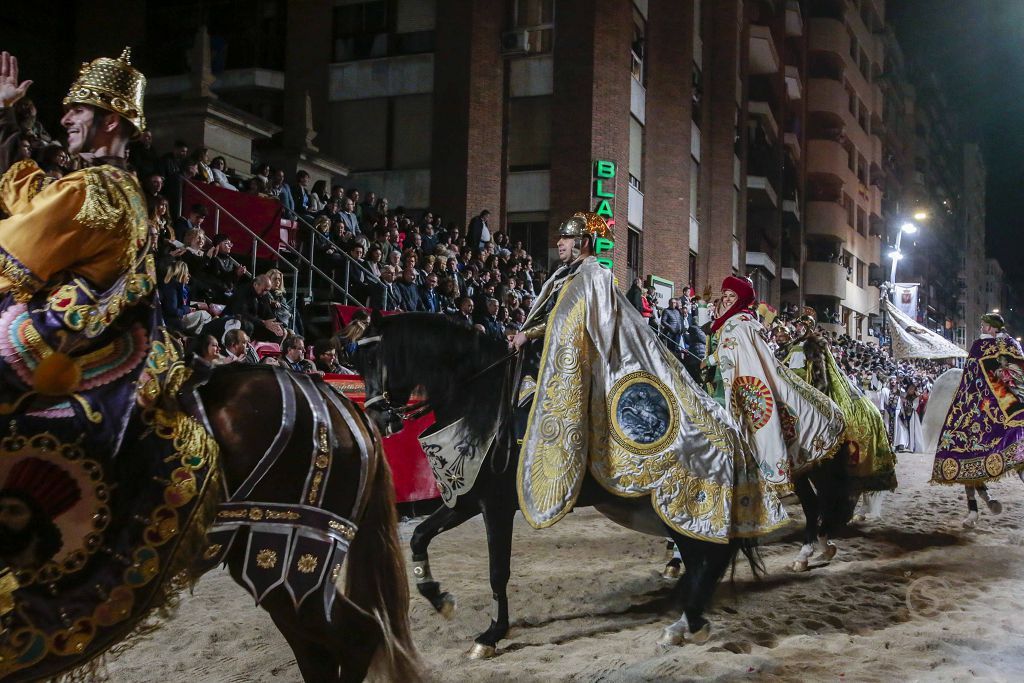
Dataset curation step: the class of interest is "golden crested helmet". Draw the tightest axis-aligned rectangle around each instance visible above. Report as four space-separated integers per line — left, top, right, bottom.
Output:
64 47 146 132
558 212 613 242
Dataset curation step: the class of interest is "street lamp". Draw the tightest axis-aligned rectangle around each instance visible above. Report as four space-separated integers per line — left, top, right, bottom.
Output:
993 308 1000 313
913 210 929 221
888 221 918 287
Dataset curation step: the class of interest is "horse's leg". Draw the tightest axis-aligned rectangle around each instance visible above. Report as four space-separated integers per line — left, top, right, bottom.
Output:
266 609 344 683
963 485 980 527
658 536 733 647
975 483 1002 514
411 503 480 618
662 538 682 579
468 497 517 659
792 474 819 571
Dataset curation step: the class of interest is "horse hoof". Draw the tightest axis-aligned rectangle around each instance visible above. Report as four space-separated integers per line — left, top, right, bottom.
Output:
791 559 809 572
815 543 837 563
439 594 457 620
468 643 497 659
852 513 866 522
657 627 685 649
689 623 711 645
962 512 978 529
661 562 681 580
987 499 1003 514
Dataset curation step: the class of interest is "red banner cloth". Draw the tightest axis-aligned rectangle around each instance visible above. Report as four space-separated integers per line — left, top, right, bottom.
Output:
325 374 440 504
181 181 294 259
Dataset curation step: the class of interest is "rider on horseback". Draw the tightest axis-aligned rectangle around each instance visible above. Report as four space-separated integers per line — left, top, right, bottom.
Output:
0 49 222 680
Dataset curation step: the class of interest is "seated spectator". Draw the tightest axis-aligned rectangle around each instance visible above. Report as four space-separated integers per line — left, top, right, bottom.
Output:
370 265 402 311
265 268 295 333
292 170 314 218
280 335 317 374
309 179 328 213
192 334 222 370
142 172 165 207
159 262 213 335
361 191 379 224
396 266 424 312
223 274 285 342
174 203 208 242
127 129 159 179
364 245 383 278
332 310 370 365
313 339 352 374
222 328 257 364
38 144 69 179
479 298 505 342
449 296 474 327
192 147 214 183
269 169 295 216
209 156 237 190
339 197 360 236
253 162 271 189
419 273 442 313
205 234 251 302
438 277 460 314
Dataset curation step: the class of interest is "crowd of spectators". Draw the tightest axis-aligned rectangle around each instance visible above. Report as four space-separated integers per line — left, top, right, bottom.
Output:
1 98 953 392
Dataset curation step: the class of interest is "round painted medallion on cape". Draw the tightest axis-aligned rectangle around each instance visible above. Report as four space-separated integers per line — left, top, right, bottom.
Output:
730 376 775 431
608 372 679 455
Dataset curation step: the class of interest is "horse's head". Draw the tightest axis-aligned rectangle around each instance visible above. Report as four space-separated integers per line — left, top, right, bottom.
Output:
350 310 407 436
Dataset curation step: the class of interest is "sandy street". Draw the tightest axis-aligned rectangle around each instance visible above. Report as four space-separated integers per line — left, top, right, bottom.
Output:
106 452 1024 682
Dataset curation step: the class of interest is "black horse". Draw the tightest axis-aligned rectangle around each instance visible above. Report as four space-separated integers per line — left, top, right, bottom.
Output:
353 312 762 657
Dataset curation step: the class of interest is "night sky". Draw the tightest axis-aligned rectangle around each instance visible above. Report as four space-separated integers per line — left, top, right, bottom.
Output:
889 0 1024 288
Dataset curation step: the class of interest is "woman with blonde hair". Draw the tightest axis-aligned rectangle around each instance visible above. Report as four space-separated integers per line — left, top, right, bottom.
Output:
264 268 295 333
160 261 213 334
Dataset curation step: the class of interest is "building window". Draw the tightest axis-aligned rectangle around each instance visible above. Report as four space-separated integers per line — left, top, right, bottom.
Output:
627 228 642 285
512 0 554 52
856 258 865 288
333 1 390 62
629 116 644 190
689 156 700 220
508 96 553 171
631 5 647 85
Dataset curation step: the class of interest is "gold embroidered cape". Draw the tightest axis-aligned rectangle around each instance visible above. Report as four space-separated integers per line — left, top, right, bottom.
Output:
516 258 788 543
706 315 845 493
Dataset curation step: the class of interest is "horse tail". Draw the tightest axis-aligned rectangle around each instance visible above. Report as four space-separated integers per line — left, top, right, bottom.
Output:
345 444 421 682
729 537 765 581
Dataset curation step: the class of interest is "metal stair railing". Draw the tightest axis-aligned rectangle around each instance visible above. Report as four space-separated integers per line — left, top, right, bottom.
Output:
182 178 300 330
290 212 388 309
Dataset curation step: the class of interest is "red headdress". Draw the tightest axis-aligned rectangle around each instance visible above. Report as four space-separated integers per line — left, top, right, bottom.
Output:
710 275 756 334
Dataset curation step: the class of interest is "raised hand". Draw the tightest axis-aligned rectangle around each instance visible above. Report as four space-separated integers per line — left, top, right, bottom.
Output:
0 52 33 107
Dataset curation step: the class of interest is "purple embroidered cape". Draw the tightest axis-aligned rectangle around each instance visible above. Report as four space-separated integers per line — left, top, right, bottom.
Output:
931 334 1024 484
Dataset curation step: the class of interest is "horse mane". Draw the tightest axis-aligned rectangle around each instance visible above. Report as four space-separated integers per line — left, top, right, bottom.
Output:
378 313 509 443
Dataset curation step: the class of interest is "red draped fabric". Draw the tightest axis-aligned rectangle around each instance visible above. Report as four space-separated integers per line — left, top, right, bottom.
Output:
181 181 294 259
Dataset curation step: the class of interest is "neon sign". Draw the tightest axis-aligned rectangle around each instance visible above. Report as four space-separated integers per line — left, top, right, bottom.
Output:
592 159 616 270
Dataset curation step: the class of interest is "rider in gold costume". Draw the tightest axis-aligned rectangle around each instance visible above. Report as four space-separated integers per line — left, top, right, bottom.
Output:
0 49 219 681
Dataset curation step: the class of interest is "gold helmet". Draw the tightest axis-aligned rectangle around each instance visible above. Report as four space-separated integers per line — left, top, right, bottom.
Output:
64 47 147 132
558 212 613 242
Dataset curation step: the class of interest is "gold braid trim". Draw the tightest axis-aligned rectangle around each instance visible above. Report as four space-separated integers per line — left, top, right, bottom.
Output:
523 322 547 340
0 248 44 301
73 167 149 270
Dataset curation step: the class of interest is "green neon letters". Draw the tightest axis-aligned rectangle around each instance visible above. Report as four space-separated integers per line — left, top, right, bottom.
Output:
591 159 616 271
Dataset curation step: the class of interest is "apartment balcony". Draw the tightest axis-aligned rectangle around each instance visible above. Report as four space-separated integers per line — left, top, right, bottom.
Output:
785 65 803 101
785 0 804 37
747 175 779 208
746 251 778 277
805 261 848 299
750 24 781 75
784 132 801 161
783 198 801 222
807 139 851 186
806 200 848 242
749 100 780 138
870 133 883 166
809 18 849 59
870 185 882 218
808 77 846 117
782 266 801 287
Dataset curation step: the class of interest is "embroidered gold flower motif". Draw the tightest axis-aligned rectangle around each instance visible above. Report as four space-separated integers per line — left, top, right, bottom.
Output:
296 554 318 574
202 543 222 560
256 549 277 569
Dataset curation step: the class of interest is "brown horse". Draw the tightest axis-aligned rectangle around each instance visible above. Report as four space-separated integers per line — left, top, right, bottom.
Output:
190 364 420 683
